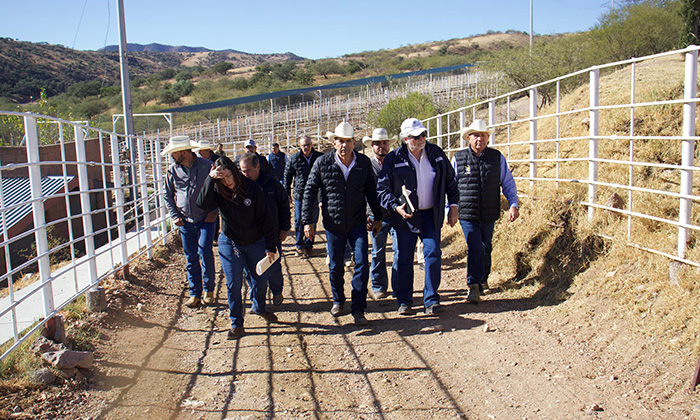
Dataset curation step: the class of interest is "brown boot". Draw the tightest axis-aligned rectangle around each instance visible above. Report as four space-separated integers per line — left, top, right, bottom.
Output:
202 292 215 305
185 296 201 308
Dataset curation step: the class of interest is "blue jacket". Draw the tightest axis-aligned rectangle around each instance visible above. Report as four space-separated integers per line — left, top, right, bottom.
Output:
267 151 287 181
377 142 459 233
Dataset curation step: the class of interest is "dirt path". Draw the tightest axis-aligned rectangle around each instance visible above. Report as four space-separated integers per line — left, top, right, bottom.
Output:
74 229 699 420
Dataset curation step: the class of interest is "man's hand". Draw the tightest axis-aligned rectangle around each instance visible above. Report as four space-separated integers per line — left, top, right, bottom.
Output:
304 224 315 241
279 230 288 241
174 217 185 227
205 212 218 223
447 206 458 227
266 251 277 263
396 203 414 219
508 206 520 222
371 220 382 235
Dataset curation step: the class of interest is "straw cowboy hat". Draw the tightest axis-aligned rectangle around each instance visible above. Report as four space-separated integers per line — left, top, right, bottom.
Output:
194 139 217 152
326 121 354 140
161 135 199 156
362 128 397 147
460 119 494 141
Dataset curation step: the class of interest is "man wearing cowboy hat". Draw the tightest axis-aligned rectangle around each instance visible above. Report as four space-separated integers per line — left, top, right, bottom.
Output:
453 119 519 303
195 139 217 162
302 121 383 325
377 118 459 316
284 135 323 258
362 128 396 299
162 135 219 308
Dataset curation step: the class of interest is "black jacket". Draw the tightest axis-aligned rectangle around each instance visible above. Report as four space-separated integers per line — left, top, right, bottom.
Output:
377 142 459 233
454 147 502 222
256 171 291 233
284 150 323 201
302 151 382 232
197 175 278 252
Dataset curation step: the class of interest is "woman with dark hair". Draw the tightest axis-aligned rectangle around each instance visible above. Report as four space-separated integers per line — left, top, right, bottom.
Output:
197 156 279 339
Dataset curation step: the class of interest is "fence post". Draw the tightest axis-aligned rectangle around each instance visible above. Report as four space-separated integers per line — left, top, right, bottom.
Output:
436 115 443 149
679 49 698 259
24 116 54 316
137 135 153 258
529 87 538 189
589 68 600 222
74 126 98 287
488 100 495 145
110 134 129 268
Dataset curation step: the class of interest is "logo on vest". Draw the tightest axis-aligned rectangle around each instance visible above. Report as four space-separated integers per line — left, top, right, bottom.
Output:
464 166 471 175
244 198 252 206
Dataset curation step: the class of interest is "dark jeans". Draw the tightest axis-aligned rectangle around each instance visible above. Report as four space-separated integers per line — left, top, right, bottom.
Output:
325 224 369 314
179 220 216 298
369 220 391 293
459 219 496 285
392 209 442 308
295 199 318 250
218 234 269 328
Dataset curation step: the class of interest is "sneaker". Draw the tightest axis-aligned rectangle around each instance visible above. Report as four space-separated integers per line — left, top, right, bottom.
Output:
295 248 304 257
398 304 413 316
352 312 368 325
330 302 344 317
272 294 283 306
467 284 481 304
227 327 244 339
202 291 215 305
253 311 278 322
425 303 446 315
185 296 201 308
344 259 354 267
373 290 390 299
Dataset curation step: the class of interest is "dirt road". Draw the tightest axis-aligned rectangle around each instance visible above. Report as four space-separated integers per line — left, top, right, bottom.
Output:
75 230 698 419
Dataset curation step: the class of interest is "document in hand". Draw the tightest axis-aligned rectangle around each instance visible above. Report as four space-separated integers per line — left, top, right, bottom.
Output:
256 249 280 276
397 185 416 215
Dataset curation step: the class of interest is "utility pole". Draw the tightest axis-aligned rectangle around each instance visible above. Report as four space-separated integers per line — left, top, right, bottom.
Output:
530 0 533 54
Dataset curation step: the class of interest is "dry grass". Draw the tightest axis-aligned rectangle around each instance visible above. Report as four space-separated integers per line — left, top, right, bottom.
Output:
445 53 700 359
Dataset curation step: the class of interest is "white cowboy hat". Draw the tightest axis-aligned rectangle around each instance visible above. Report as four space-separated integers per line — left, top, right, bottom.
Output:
161 135 199 156
399 118 428 138
194 139 217 152
460 119 494 141
326 121 354 140
362 128 397 147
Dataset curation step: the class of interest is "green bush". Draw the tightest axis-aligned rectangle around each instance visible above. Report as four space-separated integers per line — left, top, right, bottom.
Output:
367 92 436 136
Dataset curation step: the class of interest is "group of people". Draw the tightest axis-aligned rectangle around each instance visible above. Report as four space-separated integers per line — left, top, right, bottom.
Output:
162 117 519 339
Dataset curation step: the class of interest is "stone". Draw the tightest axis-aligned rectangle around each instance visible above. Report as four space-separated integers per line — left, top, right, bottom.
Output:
86 286 107 312
56 367 78 379
41 349 94 369
41 315 66 344
30 368 56 385
30 336 64 355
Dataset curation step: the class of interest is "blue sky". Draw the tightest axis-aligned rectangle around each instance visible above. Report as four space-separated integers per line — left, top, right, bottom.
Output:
1 0 610 59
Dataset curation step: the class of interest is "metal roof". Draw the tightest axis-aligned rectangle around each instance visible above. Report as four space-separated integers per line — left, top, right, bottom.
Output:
0 176 75 233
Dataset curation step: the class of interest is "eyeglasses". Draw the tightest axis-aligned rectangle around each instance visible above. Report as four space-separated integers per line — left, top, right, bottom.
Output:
409 132 427 140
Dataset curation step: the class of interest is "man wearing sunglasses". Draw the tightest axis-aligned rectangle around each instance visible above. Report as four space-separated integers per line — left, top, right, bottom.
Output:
377 118 459 316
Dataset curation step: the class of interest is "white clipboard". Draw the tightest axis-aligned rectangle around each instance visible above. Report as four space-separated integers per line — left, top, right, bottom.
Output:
255 250 280 276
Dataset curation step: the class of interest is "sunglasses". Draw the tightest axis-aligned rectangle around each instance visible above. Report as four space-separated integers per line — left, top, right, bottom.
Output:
409 131 427 140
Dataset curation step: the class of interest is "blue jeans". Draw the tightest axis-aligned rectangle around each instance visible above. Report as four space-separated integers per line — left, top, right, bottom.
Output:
369 220 391 293
218 234 270 328
179 220 216 298
459 219 496 285
392 209 442 308
295 199 318 250
326 224 369 314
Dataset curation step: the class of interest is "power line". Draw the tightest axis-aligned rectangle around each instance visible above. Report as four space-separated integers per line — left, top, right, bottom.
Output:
71 0 89 50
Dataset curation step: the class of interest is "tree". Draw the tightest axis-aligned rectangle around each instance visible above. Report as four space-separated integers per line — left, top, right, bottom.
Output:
680 0 700 47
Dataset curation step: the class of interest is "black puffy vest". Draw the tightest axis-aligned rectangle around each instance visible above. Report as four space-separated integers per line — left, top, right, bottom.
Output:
455 147 502 222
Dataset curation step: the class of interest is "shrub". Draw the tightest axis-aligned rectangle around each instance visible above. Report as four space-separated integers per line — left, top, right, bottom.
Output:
367 92 436 136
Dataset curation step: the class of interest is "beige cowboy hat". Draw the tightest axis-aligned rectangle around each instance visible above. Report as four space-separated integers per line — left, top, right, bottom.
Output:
161 135 199 156
362 128 397 147
326 121 354 140
194 139 217 152
460 119 494 141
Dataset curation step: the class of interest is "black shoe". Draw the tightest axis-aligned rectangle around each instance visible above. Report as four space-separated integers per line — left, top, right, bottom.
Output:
227 327 244 339
352 312 368 325
425 303 446 315
330 302 344 317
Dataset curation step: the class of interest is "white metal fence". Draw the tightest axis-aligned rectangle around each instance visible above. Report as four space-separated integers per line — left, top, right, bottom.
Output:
0 112 171 359
424 46 700 267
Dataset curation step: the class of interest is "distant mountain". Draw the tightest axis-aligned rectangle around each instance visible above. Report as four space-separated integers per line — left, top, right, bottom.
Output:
100 43 246 54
